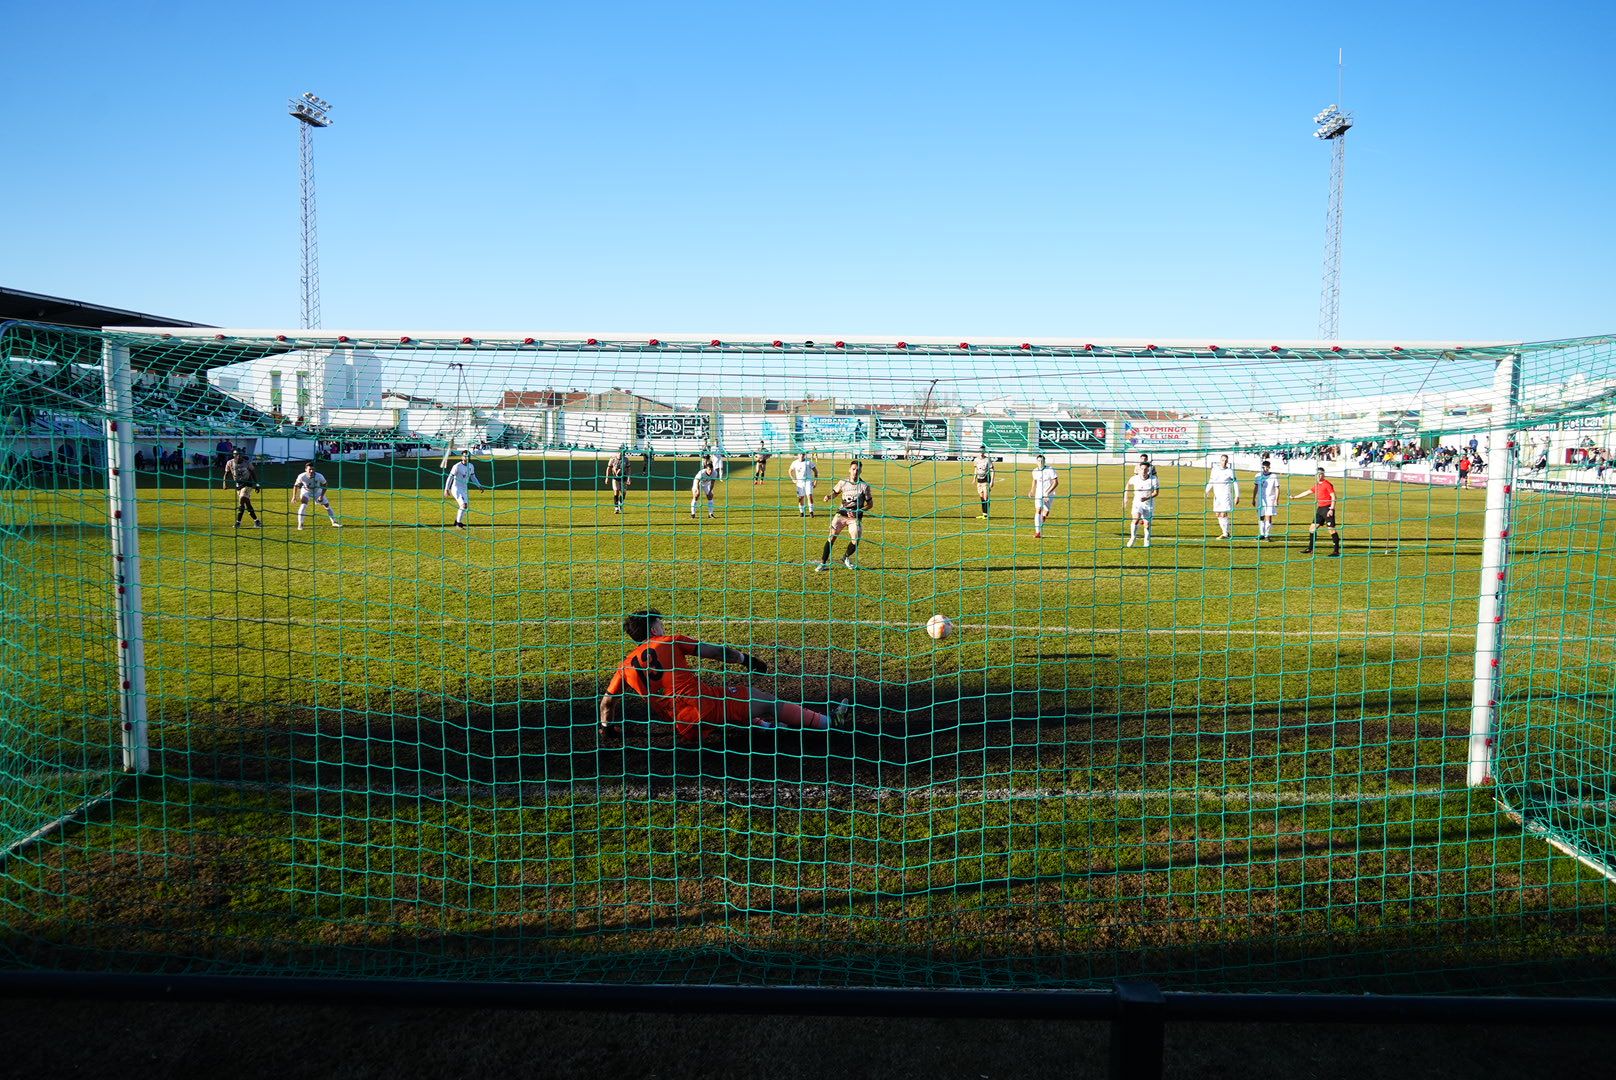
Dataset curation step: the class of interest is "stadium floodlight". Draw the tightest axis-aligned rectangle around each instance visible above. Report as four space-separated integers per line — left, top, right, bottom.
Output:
288 92 333 329
1313 104 1353 140
1313 50 1355 351
291 93 333 126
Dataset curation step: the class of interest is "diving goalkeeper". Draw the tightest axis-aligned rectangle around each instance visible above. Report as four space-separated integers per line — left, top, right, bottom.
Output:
598 609 852 745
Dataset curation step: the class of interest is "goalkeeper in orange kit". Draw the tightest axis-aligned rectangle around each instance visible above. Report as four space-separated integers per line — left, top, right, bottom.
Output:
598 609 852 745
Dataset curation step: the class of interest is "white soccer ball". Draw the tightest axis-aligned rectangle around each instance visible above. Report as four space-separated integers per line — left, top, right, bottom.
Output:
926 614 953 641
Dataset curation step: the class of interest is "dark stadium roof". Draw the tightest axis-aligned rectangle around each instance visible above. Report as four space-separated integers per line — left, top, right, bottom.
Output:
1 291 296 372
0 286 212 330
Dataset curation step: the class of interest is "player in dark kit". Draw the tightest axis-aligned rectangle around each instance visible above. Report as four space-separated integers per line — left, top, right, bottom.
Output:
972 448 996 518
605 449 630 513
223 449 263 528
753 442 771 485
817 460 874 571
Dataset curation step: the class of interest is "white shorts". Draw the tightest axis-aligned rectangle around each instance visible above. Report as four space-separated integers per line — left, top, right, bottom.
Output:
795 481 815 498
298 493 332 508
447 489 470 509
692 483 713 497
1132 501 1155 521
1257 499 1278 517
830 512 862 537
1035 495 1054 513
1212 490 1237 513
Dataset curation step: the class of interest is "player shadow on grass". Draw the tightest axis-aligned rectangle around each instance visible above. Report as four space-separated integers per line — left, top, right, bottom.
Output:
152 676 1468 797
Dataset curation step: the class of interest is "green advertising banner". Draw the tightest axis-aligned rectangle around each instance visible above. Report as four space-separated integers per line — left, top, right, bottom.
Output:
982 419 1029 450
1037 418 1109 451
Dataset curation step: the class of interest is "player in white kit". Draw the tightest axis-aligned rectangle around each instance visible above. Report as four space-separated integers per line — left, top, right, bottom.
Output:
690 456 717 518
443 450 484 530
1124 461 1159 547
1205 453 1239 539
788 452 818 516
1028 454 1059 539
1252 458 1281 541
291 461 342 530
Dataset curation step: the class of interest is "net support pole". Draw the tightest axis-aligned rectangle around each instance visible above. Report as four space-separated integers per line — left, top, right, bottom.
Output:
1468 351 1520 787
101 342 150 774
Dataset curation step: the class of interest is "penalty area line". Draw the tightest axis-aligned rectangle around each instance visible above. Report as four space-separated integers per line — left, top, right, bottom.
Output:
44 612 1492 642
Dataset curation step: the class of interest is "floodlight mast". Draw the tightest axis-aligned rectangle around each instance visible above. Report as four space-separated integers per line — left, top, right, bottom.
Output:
1312 68 1353 348
1311 53 1353 409
288 92 332 330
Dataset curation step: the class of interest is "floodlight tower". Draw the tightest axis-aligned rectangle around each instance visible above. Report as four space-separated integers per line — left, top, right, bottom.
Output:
288 92 333 330
1313 86 1353 346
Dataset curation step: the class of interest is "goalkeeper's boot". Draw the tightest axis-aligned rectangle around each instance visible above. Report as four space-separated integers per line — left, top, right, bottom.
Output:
830 699 855 730
814 562 829 573
842 556 856 570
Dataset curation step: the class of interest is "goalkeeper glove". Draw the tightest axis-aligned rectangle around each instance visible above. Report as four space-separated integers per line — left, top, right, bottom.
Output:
744 653 769 674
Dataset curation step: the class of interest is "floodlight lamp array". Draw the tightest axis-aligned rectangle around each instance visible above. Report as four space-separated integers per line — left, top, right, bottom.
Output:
1312 103 1352 140
289 92 333 127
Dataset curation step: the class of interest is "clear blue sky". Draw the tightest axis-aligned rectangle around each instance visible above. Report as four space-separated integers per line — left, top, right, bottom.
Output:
4 0 1612 342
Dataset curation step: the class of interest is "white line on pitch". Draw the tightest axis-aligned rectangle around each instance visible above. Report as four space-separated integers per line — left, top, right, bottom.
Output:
187 776 1459 807
42 612 1486 641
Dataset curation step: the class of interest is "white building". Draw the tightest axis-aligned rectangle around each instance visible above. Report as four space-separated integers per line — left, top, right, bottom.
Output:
209 348 384 425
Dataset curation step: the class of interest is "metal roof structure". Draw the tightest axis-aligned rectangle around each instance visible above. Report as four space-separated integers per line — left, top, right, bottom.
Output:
0 287 211 330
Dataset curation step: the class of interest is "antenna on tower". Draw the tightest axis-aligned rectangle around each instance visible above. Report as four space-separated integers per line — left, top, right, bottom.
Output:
288 92 333 330
1312 51 1353 398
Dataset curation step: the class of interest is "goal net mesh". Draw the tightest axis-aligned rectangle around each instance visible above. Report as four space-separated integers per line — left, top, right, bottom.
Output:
0 324 1611 992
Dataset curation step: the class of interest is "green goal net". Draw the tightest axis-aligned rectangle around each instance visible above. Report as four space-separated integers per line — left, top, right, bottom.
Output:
0 324 1612 992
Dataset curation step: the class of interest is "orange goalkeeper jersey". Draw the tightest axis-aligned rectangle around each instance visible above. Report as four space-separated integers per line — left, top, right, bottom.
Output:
605 634 713 726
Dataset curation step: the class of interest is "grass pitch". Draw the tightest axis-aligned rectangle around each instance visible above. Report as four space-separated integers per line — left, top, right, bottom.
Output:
1 456 1612 992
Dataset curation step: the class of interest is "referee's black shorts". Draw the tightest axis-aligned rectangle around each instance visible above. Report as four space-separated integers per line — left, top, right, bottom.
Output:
1314 505 1337 527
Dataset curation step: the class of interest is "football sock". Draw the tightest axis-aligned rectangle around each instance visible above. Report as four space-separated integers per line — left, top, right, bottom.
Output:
776 701 828 730
844 542 857 560
820 541 833 564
